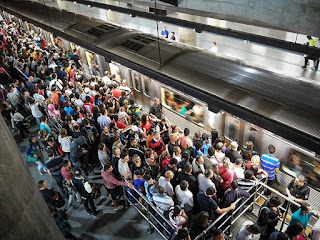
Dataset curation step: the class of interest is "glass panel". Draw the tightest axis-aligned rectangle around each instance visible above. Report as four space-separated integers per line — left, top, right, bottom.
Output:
143 76 150 96
160 87 204 127
132 72 142 92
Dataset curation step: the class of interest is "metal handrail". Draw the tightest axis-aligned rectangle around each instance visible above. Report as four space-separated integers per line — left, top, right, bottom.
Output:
194 184 261 240
121 179 176 239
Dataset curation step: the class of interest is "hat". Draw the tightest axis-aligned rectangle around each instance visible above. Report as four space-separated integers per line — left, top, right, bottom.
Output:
131 125 138 132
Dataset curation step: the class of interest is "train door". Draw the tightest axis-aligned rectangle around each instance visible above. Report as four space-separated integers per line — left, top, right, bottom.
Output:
131 71 144 106
224 114 240 146
243 124 262 155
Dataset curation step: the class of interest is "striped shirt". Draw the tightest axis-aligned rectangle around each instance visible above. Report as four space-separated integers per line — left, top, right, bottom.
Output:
152 194 174 213
260 153 280 180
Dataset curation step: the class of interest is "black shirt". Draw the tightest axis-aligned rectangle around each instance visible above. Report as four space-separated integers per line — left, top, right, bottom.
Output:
179 172 198 194
225 149 242 163
167 141 179 157
287 179 310 200
149 103 162 119
40 189 56 205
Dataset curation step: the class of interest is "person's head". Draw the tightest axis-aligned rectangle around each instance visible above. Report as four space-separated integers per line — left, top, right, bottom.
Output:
171 32 175 37
204 169 213 179
59 128 67 138
235 158 243 167
300 202 311 215
184 128 190 136
121 151 129 162
244 170 254 180
285 222 304 239
177 228 190 240
196 155 204 165
269 196 281 208
154 97 160 106
180 180 188 191
222 157 231 168
246 141 254 150
307 35 312 40
169 158 178 167
212 41 216 47
184 163 192 174
98 143 105 151
47 149 55 158
82 118 90 127
63 159 71 169
157 185 165 195
275 232 289 240
38 180 47 189
173 146 181 156
144 174 153 184
215 142 223 151
295 174 305 187
163 27 166 31
164 170 174 181
29 136 37 145
247 224 260 234
208 146 215 156
130 137 138 147
113 147 120 156
268 144 276 154
212 229 223 240
230 141 238 150
154 131 161 141
195 141 203 151
194 131 201 140
251 155 260 166
205 186 216 197
104 163 113 172
173 205 182 217
230 180 238 190
132 154 141 166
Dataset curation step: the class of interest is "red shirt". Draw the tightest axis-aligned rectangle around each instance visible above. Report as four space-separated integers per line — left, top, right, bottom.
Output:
112 89 122 98
61 167 73 181
112 120 126 129
83 103 95 113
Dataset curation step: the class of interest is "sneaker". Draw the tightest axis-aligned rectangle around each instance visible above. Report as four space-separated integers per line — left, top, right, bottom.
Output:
301 66 307 69
115 205 124 211
87 212 92 216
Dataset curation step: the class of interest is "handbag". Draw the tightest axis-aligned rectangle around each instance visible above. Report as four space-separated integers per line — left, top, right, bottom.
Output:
91 183 102 200
27 150 38 163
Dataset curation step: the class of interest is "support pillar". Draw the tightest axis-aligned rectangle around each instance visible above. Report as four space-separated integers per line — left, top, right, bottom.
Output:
177 13 197 46
0 115 64 239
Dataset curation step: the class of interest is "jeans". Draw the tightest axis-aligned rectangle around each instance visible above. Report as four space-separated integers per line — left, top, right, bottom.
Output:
67 192 81 208
83 194 97 214
35 160 47 172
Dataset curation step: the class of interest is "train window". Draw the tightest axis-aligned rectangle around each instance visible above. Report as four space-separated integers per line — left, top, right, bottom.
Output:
132 73 142 92
85 51 95 65
224 116 240 141
284 149 320 189
160 88 204 127
143 76 150 96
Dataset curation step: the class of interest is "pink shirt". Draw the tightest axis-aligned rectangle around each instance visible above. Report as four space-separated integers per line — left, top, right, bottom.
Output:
101 169 127 189
219 163 236 191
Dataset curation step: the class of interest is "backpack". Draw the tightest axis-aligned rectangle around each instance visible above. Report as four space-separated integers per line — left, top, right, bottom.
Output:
85 127 95 145
128 104 139 117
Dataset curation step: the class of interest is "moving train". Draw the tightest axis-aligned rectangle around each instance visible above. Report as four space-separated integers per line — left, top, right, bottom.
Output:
1 1 320 209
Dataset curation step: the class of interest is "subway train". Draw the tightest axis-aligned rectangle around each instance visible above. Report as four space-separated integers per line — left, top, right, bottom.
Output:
2 2 320 209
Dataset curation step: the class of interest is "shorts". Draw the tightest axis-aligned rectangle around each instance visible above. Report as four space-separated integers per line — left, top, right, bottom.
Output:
106 186 121 200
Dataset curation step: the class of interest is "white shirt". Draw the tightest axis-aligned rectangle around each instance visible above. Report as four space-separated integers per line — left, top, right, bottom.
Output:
175 185 194 208
236 221 254 240
102 76 111 86
119 85 132 94
192 159 205 175
210 46 218 54
233 166 245 180
158 176 174 197
74 99 83 108
29 103 43 118
215 151 225 163
198 173 216 193
118 159 130 178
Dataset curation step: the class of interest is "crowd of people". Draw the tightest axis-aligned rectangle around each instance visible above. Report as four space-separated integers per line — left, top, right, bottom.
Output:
1 18 320 240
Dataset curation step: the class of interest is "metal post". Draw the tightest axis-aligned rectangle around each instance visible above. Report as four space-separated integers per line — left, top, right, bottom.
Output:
280 201 291 232
147 204 154 234
122 186 128 208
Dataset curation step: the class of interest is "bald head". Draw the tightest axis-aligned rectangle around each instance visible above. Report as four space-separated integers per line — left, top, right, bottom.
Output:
231 141 238 150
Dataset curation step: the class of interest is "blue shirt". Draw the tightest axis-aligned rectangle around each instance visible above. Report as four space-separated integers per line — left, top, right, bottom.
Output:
161 30 169 38
289 208 313 229
201 142 212 155
197 192 218 220
260 153 280 180
144 181 157 202
40 123 52 134
64 107 74 116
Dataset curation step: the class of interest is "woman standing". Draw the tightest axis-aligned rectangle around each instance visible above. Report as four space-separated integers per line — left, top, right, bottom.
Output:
58 128 72 159
25 136 47 175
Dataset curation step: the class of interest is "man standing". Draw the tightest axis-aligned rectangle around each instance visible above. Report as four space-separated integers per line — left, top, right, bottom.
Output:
161 27 169 38
153 186 174 214
225 141 242 163
101 164 133 210
261 144 280 193
302 36 318 70
149 97 163 119
236 221 261 240
158 171 175 198
285 175 310 213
